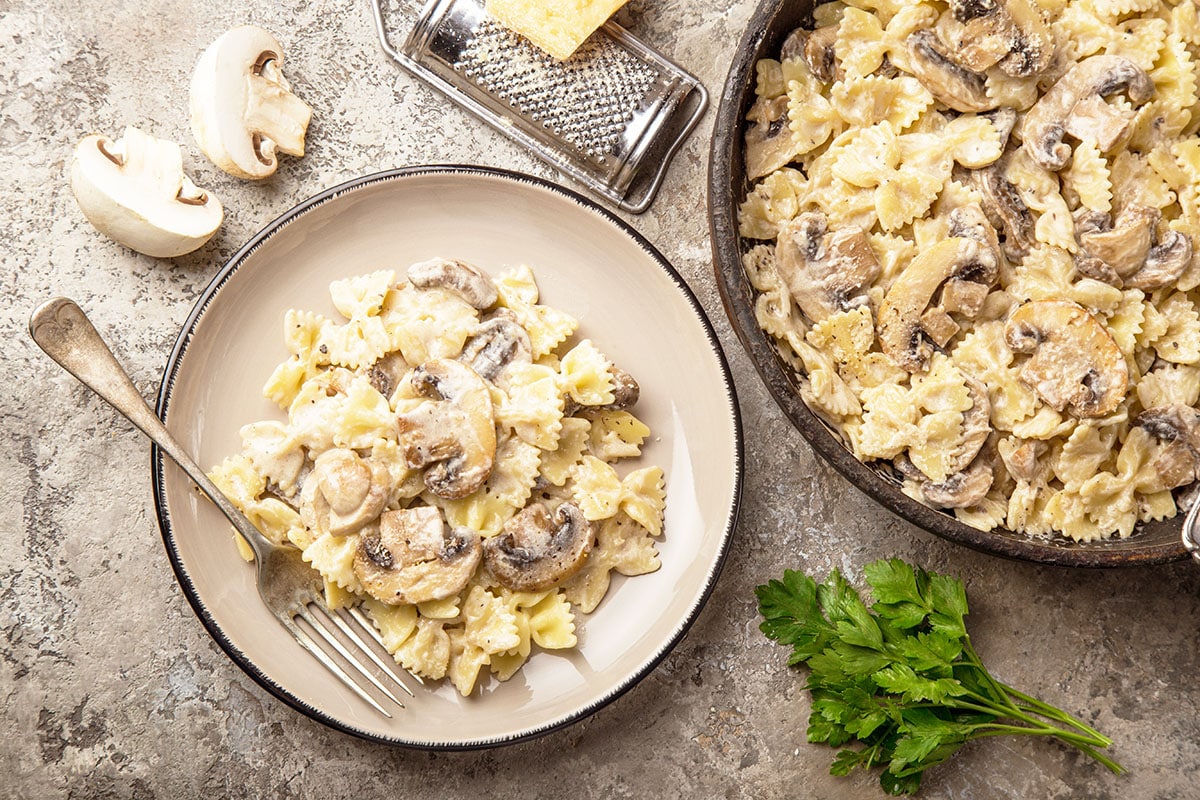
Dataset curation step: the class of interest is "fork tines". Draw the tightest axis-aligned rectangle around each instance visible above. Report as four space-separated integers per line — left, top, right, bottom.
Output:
286 602 415 717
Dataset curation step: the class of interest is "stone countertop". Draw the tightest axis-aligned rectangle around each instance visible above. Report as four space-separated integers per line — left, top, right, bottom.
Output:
3 1 1198 798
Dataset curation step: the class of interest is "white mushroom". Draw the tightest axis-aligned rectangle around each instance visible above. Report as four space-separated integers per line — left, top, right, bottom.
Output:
905 29 997 113
396 359 497 499
69 126 223 257
353 505 482 605
1073 205 1194 290
1020 55 1154 171
775 211 882 324
967 160 1037 260
1136 405 1200 492
1003 299 1128 418
458 312 532 382
189 25 312 180
744 94 797 181
483 502 594 592
878 236 999 372
937 0 1054 78
407 258 499 310
301 448 391 536
781 24 840 83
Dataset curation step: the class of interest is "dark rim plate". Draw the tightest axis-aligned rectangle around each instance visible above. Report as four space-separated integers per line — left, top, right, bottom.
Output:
152 165 744 746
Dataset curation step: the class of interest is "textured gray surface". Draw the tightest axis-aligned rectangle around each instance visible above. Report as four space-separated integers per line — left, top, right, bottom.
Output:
3 1 1199 798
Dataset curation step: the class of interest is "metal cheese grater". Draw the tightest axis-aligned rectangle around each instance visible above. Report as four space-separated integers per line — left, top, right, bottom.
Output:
369 0 708 213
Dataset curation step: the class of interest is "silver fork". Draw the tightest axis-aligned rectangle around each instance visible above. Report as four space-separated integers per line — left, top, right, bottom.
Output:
29 297 414 717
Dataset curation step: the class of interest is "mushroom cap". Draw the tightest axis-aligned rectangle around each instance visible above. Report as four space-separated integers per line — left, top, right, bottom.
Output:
484 502 594 592
1003 299 1128 418
1136 405 1200 491
189 25 312 180
353 505 482 605
70 127 223 258
396 358 497 499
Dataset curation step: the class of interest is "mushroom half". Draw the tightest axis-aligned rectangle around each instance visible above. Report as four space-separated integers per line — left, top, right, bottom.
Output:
189 25 312 180
353 505 482 605
484 502 594 592
70 126 223 258
396 358 497 499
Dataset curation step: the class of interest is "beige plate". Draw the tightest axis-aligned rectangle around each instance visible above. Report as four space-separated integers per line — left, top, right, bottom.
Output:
151 166 743 748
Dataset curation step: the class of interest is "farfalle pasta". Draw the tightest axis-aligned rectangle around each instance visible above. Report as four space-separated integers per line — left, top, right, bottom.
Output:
739 0 1200 542
209 259 666 695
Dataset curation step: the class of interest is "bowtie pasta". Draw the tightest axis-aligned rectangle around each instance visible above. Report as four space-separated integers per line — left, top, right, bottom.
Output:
738 0 1200 542
208 259 666 695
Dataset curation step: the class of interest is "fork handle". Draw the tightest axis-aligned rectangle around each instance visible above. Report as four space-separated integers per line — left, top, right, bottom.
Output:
28 297 271 557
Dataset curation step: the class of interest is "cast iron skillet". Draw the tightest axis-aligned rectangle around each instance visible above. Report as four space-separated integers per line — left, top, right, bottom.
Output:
708 0 1188 567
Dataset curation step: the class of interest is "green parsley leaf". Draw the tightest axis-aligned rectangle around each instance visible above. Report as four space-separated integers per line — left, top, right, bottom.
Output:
757 559 1124 795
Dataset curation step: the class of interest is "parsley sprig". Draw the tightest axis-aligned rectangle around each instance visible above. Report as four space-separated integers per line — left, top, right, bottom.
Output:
756 559 1123 795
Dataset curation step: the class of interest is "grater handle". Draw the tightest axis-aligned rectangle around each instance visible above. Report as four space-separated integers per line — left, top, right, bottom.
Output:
370 0 417 64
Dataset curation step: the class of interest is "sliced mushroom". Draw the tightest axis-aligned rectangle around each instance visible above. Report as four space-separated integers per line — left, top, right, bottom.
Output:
353 505 482 605
775 211 881 324
458 312 532 381
1063 94 1134 154
953 374 993 474
983 107 1020 145
189 26 312 180
879 236 999 371
366 352 408 400
407 258 498 310
1130 230 1193 291
968 161 1037 260
1003 299 1128 418
1072 205 1193 290
781 24 840 83
938 0 1054 78
744 94 796 181
998 437 1048 483
1136 405 1200 491
483 502 594 592
896 447 994 509
302 448 391 536
1074 205 1155 281
1021 55 1155 171
920 455 995 508
564 365 640 416
396 359 496 499
906 29 997 113
70 127 223 258
606 366 640 410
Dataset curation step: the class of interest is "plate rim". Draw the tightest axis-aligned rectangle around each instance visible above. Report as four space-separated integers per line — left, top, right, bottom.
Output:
706 0 1187 568
151 164 745 748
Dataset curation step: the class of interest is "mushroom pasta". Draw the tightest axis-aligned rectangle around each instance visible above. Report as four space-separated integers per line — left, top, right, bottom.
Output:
207 260 666 695
738 0 1200 541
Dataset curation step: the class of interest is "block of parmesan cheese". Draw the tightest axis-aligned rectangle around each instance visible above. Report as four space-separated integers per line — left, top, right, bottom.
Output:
484 0 629 60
